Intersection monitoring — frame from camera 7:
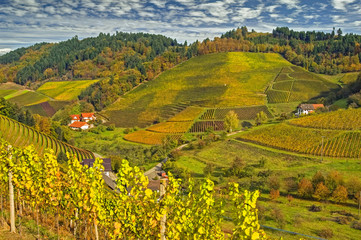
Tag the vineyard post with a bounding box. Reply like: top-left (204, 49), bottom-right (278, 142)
top-left (8, 145), bottom-right (16, 233)
top-left (160, 178), bottom-right (167, 240)
top-left (321, 136), bottom-right (325, 162)
top-left (358, 191), bottom-right (361, 219)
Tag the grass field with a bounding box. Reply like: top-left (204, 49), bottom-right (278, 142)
top-left (170, 139), bottom-right (361, 239)
top-left (104, 52), bottom-right (292, 127)
top-left (267, 66), bottom-right (339, 104)
top-left (316, 72), bottom-right (360, 85)
top-left (0, 114), bottom-right (93, 160)
top-left (36, 80), bottom-right (99, 100)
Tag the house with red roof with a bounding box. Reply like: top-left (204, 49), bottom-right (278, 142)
top-left (69, 121), bottom-right (89, 130)
top-left (70, 114), bottom-right (81, 124)
top-left (81, 113), bottom-right (96, 122)
top-left (296, 104), bottom-right (324, 116)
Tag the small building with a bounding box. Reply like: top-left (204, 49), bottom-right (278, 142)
top-left (81, 158), bottom-right (112, 176)
top-left (81, 113), bottom-right (96, 122)
top-left (69, 121), bottom-right (89, 130)
top-left (296, 104), bottom-right (324, 115)
top-left (70, 114), bottom-right (81, 124)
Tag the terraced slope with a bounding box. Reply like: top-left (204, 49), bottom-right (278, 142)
top-left (124, 106), bottom-right (202, 145)
top-left (105, 52), bottom-right (291, 127)
top-left (266, 66), bottom-right (338, 103)
top-left (0, 114), bottom-right (94, 160)
top-left (238, 108), bottom-right (361, 158)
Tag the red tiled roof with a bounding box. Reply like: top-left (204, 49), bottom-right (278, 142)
top-left (81, 113), bottom-right (94, 118)
top-left (70, 114), bottom-right (80, 120)
top-left (312, 104), bottom-right (324, 109)
top-left (69, 121), bottom-right (88, 128)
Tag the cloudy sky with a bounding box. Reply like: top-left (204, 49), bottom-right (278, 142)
top-left (1, 0), bottom-right (361, 54)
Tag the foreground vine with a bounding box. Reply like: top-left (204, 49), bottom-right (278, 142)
top-left (0, 139), bottom-right (266, 239)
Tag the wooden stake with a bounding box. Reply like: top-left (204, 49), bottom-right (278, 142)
top-left (160, 179), bottom-right (167, 240)
top-left (8, 145), bottom-right (16, 233)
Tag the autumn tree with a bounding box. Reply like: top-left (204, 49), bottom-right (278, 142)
top-left (298, 178), bottom-right (314, 199)
top-left (224, 110), bottom-right (238, 132)
top-left (325, 171), bottom-right (344, 193)
top-left (312, 171), bottom-right (325, 188)
top-left (255, 111), bottom-right (268, 125)
top-left (332, 185), bottom-right (348, 203)
top-left (314, 182), bottom-right (330, 201)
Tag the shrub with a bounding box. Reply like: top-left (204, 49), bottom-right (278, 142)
top-left (268, 175), bottom-right (281, 190)
top-left (309, 205), bottom-right (322, 212)
top-left (272, 207), bottom-right (285, 228)
top-left (287, 194), bottom-right (294, 203)
top-left (106, 124), bottom-right (115, 131)
top-left (293, 214), bottom-right (303, 227)
top-left (298, 178), bottom-right (314, 199)
top-left (270, 189), bottom-right (280, 201)
top-left (311, 171), bottom-right (325, 188)
top-left (336, 216), bottom-right (352, 225)
top-left (318, 228), bottom-right (333, 239)
top-left (284, 177), bottom-right (298, 193)
top-left (326, 170), bottom-right (344, 192)
top-left (241, 121), bottom-right (253, 128)
top-left (351, 220), bottom-right (361, 230)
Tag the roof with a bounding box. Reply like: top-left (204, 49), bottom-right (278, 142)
top-left (147, 179), bottom-right (168, 191)
top-left (312, 104), bottom-right (324, 109)
top-left (69, 121), bottom-right (88, 128)
top-left (70, 114), bottom-right (80, 120)
top-left (82, 158), bottom-right (112, 172)
top-left (298, 104), bottom-right (324, 111)
top-left (81, 113), bottom-right (95, 118)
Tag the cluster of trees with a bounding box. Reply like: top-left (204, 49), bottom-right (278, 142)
top-left (222, 27), bottom-right (361, 74)
top-left (296, 171), bottom-right (361, 203)
top-left (0, 98), bottom-right (34, 126)
top-left (0, 140), bottom-right (267, 239)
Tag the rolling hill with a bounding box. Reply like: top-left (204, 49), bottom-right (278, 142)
top-left (104, 52), bottom-right (337, 128)
top-left (0, 114), bottom-right (94, 160)
top-left (104, 52), bottom-right (291, 127)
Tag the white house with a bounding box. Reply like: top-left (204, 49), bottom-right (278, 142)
top-left (81, 113), bottom-right (96, 122)
top-left (70, 114), bottom-right (81, 124)
top-left (296, 104), bottom-right (324, 116)
top-left (69, 121), bottom-right (89, 130)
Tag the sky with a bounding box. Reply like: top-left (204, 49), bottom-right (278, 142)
top-left (0, 0), bottom-right (361, 54)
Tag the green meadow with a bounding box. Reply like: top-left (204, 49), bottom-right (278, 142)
top-left (171, 138), bottom-right (361, 239)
